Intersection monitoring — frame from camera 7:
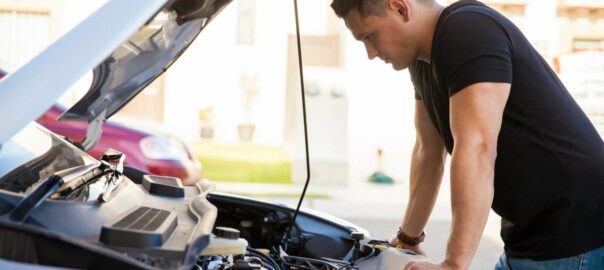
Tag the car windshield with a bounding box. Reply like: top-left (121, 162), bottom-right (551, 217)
top-left (0, 123), bottom-right (98, 195)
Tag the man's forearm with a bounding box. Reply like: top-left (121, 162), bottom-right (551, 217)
top-left (401, 144), bottom-right (446, 236)
top-left (444, 144), bottom-right (495, 269)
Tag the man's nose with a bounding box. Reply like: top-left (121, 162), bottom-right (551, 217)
top-left (364, 41), bottom-right (378, 60)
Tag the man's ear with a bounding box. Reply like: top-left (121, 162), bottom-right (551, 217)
top-left (389, 0), bottom-right (410, 21)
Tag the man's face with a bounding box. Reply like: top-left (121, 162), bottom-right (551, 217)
top-left (344, 7), bottom-right (418, 71)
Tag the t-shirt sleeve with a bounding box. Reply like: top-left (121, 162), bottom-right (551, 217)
top-left (436, 10), bottom-right (513, 97)
top-left (414, 88), bottom-right (422, 100)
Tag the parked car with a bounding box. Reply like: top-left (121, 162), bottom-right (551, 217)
top-left (0, 0), bottom-right (424, 269)
top-left (2, 67), bottom-right (201, 185)
top-left (36, 104), bottom-right (202, 185)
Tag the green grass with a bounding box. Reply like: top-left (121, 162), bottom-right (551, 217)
top-left (193, 142), bottom-right (292, 183)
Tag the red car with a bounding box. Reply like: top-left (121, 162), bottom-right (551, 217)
top-left (36, 104), bottom-right (201, 185)
top-left (0, 68), bottom-right (201, 185)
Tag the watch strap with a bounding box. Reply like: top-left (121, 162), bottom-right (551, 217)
top-left (396, 227), bottom-right (425, 246)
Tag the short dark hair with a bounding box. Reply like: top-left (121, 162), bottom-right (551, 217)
top-left (330, 0), bottom-right (388, 18)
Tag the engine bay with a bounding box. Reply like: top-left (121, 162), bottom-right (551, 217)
top-left (0, 125), bottom-right (428, 269)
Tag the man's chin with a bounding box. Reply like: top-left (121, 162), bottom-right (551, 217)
top-left (391, 62), bottom-right (406, 71)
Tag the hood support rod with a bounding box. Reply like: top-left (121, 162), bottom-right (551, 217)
top-left (282, 0), bottom-right (311, 247)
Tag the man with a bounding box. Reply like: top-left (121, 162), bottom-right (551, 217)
top-left (330, 0), bottom-right (604, 269)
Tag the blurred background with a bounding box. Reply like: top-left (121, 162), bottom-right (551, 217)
top-left (0, 0), bottom-right (603, 268)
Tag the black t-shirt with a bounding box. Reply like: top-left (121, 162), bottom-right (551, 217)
top-left (410, 0), bottom-right (604, 260)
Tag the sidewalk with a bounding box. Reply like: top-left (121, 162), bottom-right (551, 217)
top-left (213, 180), bottom-right (416, 219)
top-left (212, 180), bottom-right (504, 269)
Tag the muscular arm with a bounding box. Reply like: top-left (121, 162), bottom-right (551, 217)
top-left (400, 101), bottom-right (447, 240)
top-left (443, 82), bottom-right (510, 269)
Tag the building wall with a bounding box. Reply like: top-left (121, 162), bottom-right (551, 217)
top-left (0, 0), bottom-right (104, 70)
top-left (164, 0), bottom-right (291, 145)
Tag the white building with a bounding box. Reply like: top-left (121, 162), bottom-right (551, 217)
top-left (1, 0), bottom-right (602, 186)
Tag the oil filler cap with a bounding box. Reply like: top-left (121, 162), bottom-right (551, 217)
top-left (214, 227), bottom-right (240, 240)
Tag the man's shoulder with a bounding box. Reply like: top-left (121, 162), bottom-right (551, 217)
top-left (433, 0), bottom-right (514, 56)
top-left (431, 1), bottom-right (516, 95)
top-left (445, 0), bottom-right (496, 16)
top-left (440, 0), bottom-right (507, 29)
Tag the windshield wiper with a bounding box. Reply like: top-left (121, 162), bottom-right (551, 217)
top-left (6, 149), bottom-right (125, 222)
top-left (96, 149), bottom-right (125, 203)
top-left (7, 164), bottom-right (97, 222)
top-left (53, 148), bottom-right (126, 199)
top-left (8, 175), bottom-right (63, 222)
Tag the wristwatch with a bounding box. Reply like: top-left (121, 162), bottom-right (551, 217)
top-left (397, 227), bottom-right (425, 246)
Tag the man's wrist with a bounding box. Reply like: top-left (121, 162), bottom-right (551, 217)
top-left (396, 227), bottom-right (425, 246)
top-left (442, 257), bottom-right (468, 270)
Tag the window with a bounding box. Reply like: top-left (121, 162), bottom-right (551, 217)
top-left (573, 38), bottom-right (604, 51)
top-left (236, 0), bottom-right (256, 45)
top-left (0, 11), bottom-right (50, 70)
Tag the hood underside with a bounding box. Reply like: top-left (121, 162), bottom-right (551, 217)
top-left (62, 0), bottom-right (232, 122)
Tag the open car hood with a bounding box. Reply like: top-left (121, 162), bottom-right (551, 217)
top-left (0, 0), bottom-right (231, 144)
top-left (62, 0), bottom-right (231, 122)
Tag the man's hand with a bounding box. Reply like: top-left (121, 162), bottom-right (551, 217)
top-left (404, 261), bottom-right (456, 270)
top-left (388, 233), bottom-right (426, 256)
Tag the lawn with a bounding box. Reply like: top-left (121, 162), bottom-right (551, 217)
top-left (192, 142), bottom-right (292, 184)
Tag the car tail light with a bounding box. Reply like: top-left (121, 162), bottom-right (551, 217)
top-left (139, 136), bottom-right (190, 160)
